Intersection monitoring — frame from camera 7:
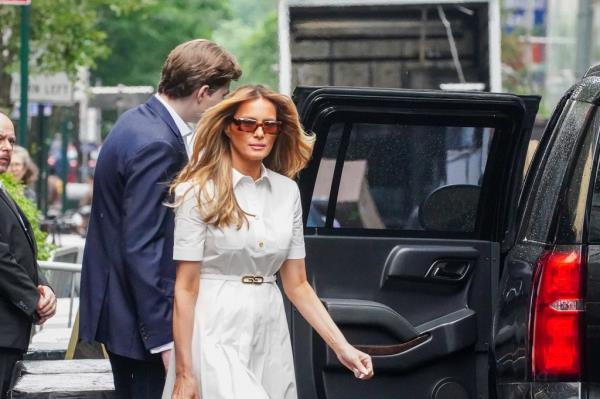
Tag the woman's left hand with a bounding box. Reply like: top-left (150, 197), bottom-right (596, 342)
top-left (336, 343), bottom-right (374, 380)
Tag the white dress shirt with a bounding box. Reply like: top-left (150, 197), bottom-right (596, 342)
top-left (154, 94), bottom-right (194, 157)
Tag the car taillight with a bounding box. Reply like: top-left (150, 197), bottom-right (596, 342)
top-left (531, 248), bottom-right (584, 380)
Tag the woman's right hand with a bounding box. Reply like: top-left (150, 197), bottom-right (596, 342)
top-left (172, 374), bottom-right (200, 399)
top-left (336, 343), bottom-right (374, 380)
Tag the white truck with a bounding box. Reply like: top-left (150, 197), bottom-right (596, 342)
top-left (278, 0), bottom-right (502, 95)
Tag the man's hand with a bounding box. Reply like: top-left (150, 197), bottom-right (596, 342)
top-left (35, 285), bottom-right (57, 325)
top-left (161, 349), bottom-right (171, 371)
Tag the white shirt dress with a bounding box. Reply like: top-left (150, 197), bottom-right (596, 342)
top-left (161, 165), bottom-right (305, 399)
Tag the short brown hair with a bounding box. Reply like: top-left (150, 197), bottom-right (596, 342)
top-left (158, 39), bottom-right (242, 98)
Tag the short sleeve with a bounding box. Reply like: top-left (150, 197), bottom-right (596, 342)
top-left (287, 185), bottom-right (306, 260)
top-left (173, 182), bottom-right (206, 261)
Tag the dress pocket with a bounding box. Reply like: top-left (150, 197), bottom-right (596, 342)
top-left (269, 217), bottom-right (293, 251)
top-left (209, 225), bottom-right (246, 251)
top-left (275, 228), bottom-right (293, 251)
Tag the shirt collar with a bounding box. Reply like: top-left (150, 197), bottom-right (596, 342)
top-left (232, 164), bottom-right (271, 188)
top-left (154, 94), bottom-right (192, 138)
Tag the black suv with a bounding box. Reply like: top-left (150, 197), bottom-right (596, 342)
top-left (289, 66), bottom-right (600, 398)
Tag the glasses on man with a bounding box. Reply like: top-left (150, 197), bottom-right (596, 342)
top-left (231, 117), bottom-right (282, 135)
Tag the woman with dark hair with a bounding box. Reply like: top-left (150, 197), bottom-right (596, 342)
top-left (163, 85), bottom-right (373, 399)
top-left (8, 145), bottom-right (38, 203)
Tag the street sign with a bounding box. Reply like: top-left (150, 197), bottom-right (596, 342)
top-left (0, 0), bottom-right (31, 5)
top-left (10, 73), bottom-right (75, 105)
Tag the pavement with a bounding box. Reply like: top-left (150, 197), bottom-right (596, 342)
top-left (47, 233), bottom-right (86, 253)
top-left (30, 234), bottom-right (85, 358)
top-left (40, 232), bottom-right (84, 332)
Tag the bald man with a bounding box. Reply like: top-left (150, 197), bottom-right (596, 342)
top-left (0, 113), bottom-right (56, 398)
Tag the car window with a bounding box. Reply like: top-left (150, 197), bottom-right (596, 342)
top-left (587, 144), bottom-right (600, 243)
top-left (521, 100), bottom-right (592, 243)
top-left (310, 123), bottom-right (342, 228)
top-left (590, 181), bottom-right (600, 243)
top-left (308, 120), bottom-right (494, 236)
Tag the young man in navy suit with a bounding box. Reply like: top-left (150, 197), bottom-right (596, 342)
top-left (80, 39), bottom-right (241, 398)
top-left (0, 113), bottom-right (56, 398)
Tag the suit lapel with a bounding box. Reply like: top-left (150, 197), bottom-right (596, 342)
top-left (145, 95), bottom-right (188, 160)
top-left (19, 206), bottom-right (37, 256)
top-left (0, 189), bottom-right (36, 253)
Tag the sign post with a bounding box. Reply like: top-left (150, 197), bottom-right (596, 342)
top-left (19, 4), bottom-right (29, 147)
top-left (10, 72), bottom-right (73, 213)
top-left (1, 0), bottom-right (32, 145)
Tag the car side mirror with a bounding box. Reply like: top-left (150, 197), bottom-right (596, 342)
top-left (419, 185), bottom-right (481, 232)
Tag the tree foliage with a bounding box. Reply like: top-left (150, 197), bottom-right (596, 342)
top-left (0, 172), bottom-right (54, 260)
top-left (92, 0), bottom-right (230, 87)
top-left (93, 0), bottom-right (279, 90)
top-left (237, 11), bottom-right (279, 90)
top-left (212, 0), bottom-right (279, 90)
top-left (0, 0), bottom-right (280, 112)
top-left (0, 0), bottom-right (149, 109)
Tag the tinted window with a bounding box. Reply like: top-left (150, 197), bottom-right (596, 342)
top-left (590, 176), bottom-right (600, 242)
top-left (522, 100), bottom-right (592, 243)
top-left (588, 180), bottom-right (600, 243)
top-left (309, 124), bottom-right (342, 228)
top-left (587, 117), bottom-right (600, 243)
top-left (308, 121), bottom-right (494, 234)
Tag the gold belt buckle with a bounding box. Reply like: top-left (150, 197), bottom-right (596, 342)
top-left (241, 275), bottom-right (264, 285)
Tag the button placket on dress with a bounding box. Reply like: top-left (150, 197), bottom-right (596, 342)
top-left (248, 180), bottom-right (267, 251)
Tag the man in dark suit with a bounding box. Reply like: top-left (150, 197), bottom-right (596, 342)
top-left (0, 113), bottom-right (56, 398)
top-left (80, 39), bottom-right (241, 398)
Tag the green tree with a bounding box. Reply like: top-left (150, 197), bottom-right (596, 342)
top-left (0, 0), bottom-right (149, 110)
top-left (211, 0), bottom-right (279, 89)
top-left (0, 172), bottom-right (54, 260)
top-left (92, 0), bottom-right (230, 87)
top-left (229, 0), bottom-right (275, 26)
top-left (91, 0), bottom-right (278, 90)
top-left (237, 11), bottom-right (278, 89)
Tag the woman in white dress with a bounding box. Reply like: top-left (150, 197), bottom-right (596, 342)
top-left (163, 85), bottom-right (374, 399)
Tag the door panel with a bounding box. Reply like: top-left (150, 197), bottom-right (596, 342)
top-left (293, 237), bottom-right (496, 398)
top-left (292, 87), bottom-right (539, 398)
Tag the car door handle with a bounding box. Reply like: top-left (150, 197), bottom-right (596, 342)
top-left (427, 260), bottom-right (471, 281)
top-left (380, 246), bottom-right (479, 287)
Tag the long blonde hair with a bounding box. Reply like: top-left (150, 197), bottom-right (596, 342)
top-left (170, 85), bottom-right (315, 229)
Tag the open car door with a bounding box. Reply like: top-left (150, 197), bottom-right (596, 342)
top-left (291, 87), bottom-right (539, 398)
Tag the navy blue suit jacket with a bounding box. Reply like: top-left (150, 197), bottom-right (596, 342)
top-left (80, 96), bottom-right (188, 360)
